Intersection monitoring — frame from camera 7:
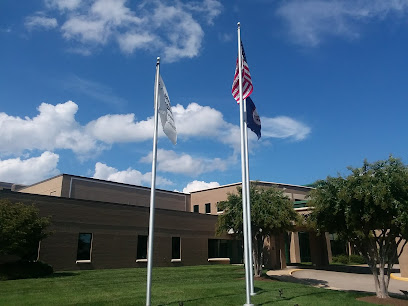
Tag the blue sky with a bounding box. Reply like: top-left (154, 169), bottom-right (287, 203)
top-left (1, 0), bottom-right (408, 193)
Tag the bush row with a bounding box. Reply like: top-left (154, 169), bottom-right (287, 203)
top-left (0, 261), bottom-right (53, 280)
top-left (332, 254), bottom-right (365, 265)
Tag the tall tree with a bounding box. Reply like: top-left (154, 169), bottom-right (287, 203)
top-left (309, 156), bottom-right (408, 298)
top-left (0, 199), bottom-right (51, 261)
top-left (216, 184), bottom-right (299, 276)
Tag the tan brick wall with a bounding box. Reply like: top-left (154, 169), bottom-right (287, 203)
top-left (0, 190), bottom-right (230, 271)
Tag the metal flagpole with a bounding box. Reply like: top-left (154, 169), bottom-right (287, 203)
top-left (237, 22), bottom-right (253, 306)
top-left (243, 98), bottom-right (255, 296)
top-left (146, 57), bottom-right (161, 306)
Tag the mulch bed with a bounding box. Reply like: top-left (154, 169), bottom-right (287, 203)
top-left (357, 296), bottom-right (408, 305)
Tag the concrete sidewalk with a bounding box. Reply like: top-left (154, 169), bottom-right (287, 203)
top-left (266, 265), bottom-right (408, 298)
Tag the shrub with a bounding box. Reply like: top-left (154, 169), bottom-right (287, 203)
top-left (349, 254), bottom-right (365, 264)
top-left (0, 261), bottom-right (53, 280)
top-left (332, 254), bottom-right (349, 264)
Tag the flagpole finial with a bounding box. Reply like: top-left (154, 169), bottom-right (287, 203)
top-left (237, 22), bottom-right (240, 28)
top-left (156, 57), bottom-right (160, 64)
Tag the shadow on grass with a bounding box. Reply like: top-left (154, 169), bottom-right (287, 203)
top-left (46, 272), bottom-right (79, 278)
top-left (268, 274), bottom-right (330, 288)
top-left (290, 264), bottom-right (399, 275)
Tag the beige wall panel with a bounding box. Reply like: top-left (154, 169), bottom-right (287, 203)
top-left (398, 240), bottom-right (408, 277)
top-left (18, 176), bottom-right (63, 197)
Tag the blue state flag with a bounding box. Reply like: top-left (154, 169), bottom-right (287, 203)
top-left (246, 97), bottom-right (261, 139)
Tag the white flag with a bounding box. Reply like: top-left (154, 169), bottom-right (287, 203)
top-left (157, 75), bottom-right (177, 145)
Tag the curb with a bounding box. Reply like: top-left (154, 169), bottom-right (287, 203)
top-left (289, 269), bottom-right (303, 275)
top-left (390, 273), bottom-right (408, 282)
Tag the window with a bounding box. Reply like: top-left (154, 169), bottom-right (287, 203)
top-left (172, 237), bottom-right (181, 260)
top-left (76, 233), bottom-right (92, 262)
top-left (193, 205), bottom-right (199, 213)
top-left (205, 203), bottom-right (211, 214)
top-left (137, 235), bottom-right (148, 260)
top-left (208, 239), bottom-right (230, 258)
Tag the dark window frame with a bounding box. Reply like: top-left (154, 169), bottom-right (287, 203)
top-left (137, 235), bottom-right (148, 260)
top-left (76, 233), bottom-right (93, 262)
top-left (172, 237), bottom-right (181, 260)
top-left (205, 203), bottom-right (211, 214)
top-left (193, 205), bottom-right (199, 213)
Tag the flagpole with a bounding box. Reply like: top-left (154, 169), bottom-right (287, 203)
top-left (146, 57), bottom-right (161, 306)
top-left (244, 98), bottom-right (255, 296)
top-left (237, 22), bottom-right (253, 306)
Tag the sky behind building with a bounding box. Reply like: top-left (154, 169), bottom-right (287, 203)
top-left (1, 0), bottom-right (408, 193)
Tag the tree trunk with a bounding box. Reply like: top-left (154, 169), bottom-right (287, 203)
top-left (252, 234), bottom-right (264, 277)
top-left (368, 262), bottom-right (390, 298)
top-left (377, 264), bottom-right (390, 298)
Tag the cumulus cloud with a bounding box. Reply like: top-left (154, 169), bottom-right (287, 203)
top-left (262, 116), bottom-right (311, 141)
top-left (25, 14), bottom-right (58, 30)
top-left (0, 152), bottom-right (59, 185)
top-left (140, 149), bottom-right (228, 176)
top-left (0, 101), bottom-right (99, 156)
top-left (31, 0), bottom-right (222, 62)
top-left (0, 99), bottom-right (311, 158)
top-left (277, 0), bottom-right (408, 46)
top-left (172, 103), bottom-right (225, 137)
top-left (93, 162), bottom-right (172, 186)
top-left (86, 113), bottom-right (153, 143)
top-left (182, 180), bottom-right (220, 193)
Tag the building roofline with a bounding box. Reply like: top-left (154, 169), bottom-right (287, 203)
top-left (0, 189), bottom-right (213, 218)
top-left (17, 174), bottom-right (64, 190)
top-left (188, 180), bottom-right (314, 193)
top-left (18, 173), bottom-right (188, 196)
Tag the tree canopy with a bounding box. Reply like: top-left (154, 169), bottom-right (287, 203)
top-left (0, 199), bottom-right (51, 261)
top-left (308, 156), bottom-right (408, 298)
top-left (216, 184), bottom-right (299, 276)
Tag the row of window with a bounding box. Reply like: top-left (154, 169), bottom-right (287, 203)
top-left (76, 234), bottom-right (229, 262)
top-left (193, 203), bottom-right (223, 214)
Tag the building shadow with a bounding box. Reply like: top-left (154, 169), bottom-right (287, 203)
top-left (289, 264), bottom-right (399, 275)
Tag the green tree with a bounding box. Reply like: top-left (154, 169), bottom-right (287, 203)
top-left (216, 184), bottom-right (299, 276)
top-left (0, 199), bottom-right (51, 261)
top-left (309, 156), bottom-right (408, 298)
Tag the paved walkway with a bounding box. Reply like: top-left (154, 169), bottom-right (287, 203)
top-left (267, 265), bottom-right (408, 298)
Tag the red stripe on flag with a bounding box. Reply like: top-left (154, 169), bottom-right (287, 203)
top-left (232, 43), bottom-right (253, 103)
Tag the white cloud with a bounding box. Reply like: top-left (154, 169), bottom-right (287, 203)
top-left (152, 3), bottom-right (204, 62)
top-left (0, 101), bottom-right (99, 156)
top-left (93, 162), bottom-right (172, 186)
top-left (86, 102), bottom-right (231, 145)
top-left (182, 180), bottom-right (220, 193)
top-left (262, 116), bottom-right (311, 141)
top-left (140, 149), bottom-right (228, 176)
top-left (0, 152), bottom-right (59, 185)
top-left (25, 15), bottom-right (58, 31)
top-left (35, 0), bottom-right (222, 61)
top-left (172, 103), bottom-right (225, 137)
top-left (186, 0), bottom-right (223, 25)
top-left (277, 0), bottom-right (408, 46)
top-left (0, 98), bottom-right (311, 160)
top-left (117, 32), bottom-right (155, 54)
top-left (45, 0), bottom-right (81, 11)
top-left (86, 114), bottom-right (153, 143)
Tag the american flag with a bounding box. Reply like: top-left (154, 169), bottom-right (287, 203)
top-left (232, 41), bottom-right (253, 103)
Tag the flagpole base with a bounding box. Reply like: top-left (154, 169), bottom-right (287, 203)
top-left (244, 304), bottom-right (254, 306)
top-left (250, 292), bottom-right (257, 296)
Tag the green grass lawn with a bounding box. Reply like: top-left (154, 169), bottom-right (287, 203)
top-left (0, 265), bottom-right (370, 305)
